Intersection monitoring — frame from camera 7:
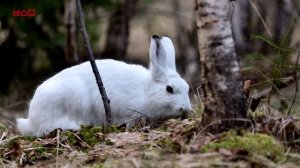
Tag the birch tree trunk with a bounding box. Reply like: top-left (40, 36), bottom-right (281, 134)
top-left (65, 0), bottom-right (79, 64)
top-left (196, 0), bottom-right (246, 130)
top-left (101, 0), bottom-right (138, 60)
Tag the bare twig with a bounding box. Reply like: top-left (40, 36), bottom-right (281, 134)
top-left (249, 0), bottom-right (272, 37)
top-left (287, 71), bottom-right (298, 115)
top-left (0, 159), bottom-right (6, 168)
top-left (267, 88), bottom-right (272, 113)
top-left (69, 131), bottom-right (91, 148)
top-left (22, 147), bottom-right (48, 152)
top-left (202, 118), bottom-right (254, 135)
top-left (189, 117), bottom-right (254, 150)
top-left (191, 118), bottom-right (254, 146)
top-left (55, 129), bottom-right (60, 168)
top-left (127, 109), bottom-right (159, 122)
top-left (0, 132), bottom-right (7, 144)
top-left (185, 67), bottom-right (202, 106)
top-left (287, 46), bottom-right (300, 115)
top-left (19, 152), bottom-right (25, 166)
top-left (76, 0), bottom-right (112, 124)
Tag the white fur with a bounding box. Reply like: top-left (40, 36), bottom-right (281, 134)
top-left (17, 36), bottom-right (192, 136)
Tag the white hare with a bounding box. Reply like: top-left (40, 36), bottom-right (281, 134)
top-left (17, 35), bottom-right (192, 136)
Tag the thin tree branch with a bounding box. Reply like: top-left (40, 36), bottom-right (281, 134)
top-left (287, 46), bottom-right (300, 115)
top-left (55, 129), bottom-right (60, 168)
top-left (248, 0), bottom-right (272, 37)
top-left (76, 0), bottom-right (112, 124)
top-left (287, 71), bottom-right (299, 115)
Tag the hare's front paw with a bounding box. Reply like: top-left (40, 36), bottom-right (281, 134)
top-left (125, 116), bottom-right (148, 129)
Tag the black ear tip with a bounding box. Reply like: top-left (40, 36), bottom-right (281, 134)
top-left (152, 35), bottom-right (160, 39)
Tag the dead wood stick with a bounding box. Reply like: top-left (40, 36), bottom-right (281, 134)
top-left (76, 0), bottom-right (112, 124)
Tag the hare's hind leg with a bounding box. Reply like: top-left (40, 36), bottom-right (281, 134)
top-left (54, 116), bottom-right (81, 130)
top-left (36, 116), bottom-right (81, 136)
top-left (17, 116), bottom-right (80, 137)
top-left (17, 118), bottom-right (35, 136)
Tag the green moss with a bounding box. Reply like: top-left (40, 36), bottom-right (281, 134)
top-left (3, 136), bottom-right (35, 149)
top-left (62, 130), bottom-right (78, 146)
top-left (60, 125), bottom-right (123, 148)
top-left (94, 163), bottom-right (104, 168)
top-left (203, 131), bottom-right (285, 161)
top-left (28, 148), bottom-right (59, 161)
top-left (159, 137), bottom-right (181, 154)
top-left (79, 125), bottom-right (125, 146)
top-left (248, 109), bottom-right (266, 119)
top-left (105, 125), bottom-right (124, 133)
top-left (79, 126), bottom-right (103, 146)
top-left (3, 137), bottom-right (19, 149)
top-left (0, 136), bottom-right (60, 163)
top-left (105, 139), bottom-right (114, 146)
top-left (26, 142), bottom-right (61, 161)
top-left (34, 146), bottom-right (46, 155)
top-left (23, 136), bottom-right (36, 141)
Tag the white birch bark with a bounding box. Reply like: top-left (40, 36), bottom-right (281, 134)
top-left (196, 0), bottom-right (246, 127)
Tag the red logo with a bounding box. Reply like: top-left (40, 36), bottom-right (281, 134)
top-left (13, 9), bottom-right (36, 17)
top-left (28, 9), bottom-right (35, 16)
top-left (13, 10), bottom-right (20, 16)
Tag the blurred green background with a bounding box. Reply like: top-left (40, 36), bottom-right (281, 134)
top-left (0, 0), bottom-right (300, 118)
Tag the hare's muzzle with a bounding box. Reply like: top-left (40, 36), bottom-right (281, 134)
top-left (180, 107), bottom-right (191, 120)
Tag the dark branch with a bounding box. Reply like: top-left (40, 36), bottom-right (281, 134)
top-left (76, 0), bottom-right (112, 124)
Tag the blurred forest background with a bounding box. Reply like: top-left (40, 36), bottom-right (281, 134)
top-left (1, 0), bottom-right (300, 120)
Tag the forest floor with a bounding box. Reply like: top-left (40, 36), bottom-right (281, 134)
top-left (1, 107), bottom-right (300, 168)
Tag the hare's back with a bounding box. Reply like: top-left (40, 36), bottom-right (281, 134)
top-left (39, 59), bottom-right (150, 99)
top-left (49, 59), bottom-right (149, 82)
top-left (96, 59), bottom-right (150, 81)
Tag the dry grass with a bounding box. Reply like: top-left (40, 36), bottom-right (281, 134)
top-left (1, 112), bottom-right (300, 167)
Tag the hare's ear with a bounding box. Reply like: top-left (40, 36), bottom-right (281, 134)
top-left (149, 35), bottom-right (176, 80)
top-left (161, 36), bottom-right (176, 70)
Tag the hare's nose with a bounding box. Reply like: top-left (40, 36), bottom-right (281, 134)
top-left (181, 109), bottom-right (189, 113)
top-left (180, 106), bottom-right (192, 113)
top-left (180, 106), bottom-right (192, 119)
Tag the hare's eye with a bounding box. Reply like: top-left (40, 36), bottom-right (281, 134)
top-left (166, 85), bottom-right (174, 94)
